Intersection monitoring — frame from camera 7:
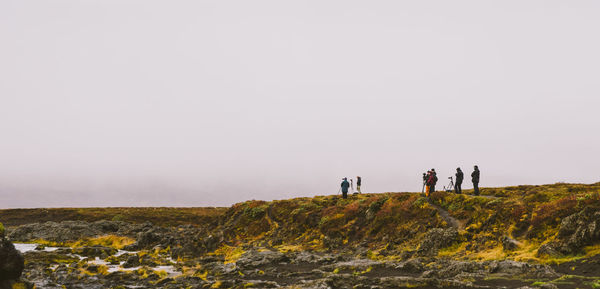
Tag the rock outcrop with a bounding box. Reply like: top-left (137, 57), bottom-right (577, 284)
top-left (416, 228), bottom-right (458, 256)
top-left (0, 236), bottom-right (25, 289)
top-left (538, 208), bottom-right (600, 256)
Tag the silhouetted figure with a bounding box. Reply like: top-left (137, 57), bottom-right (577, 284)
top-left (427, 169), bottom-right (438, 195)
top-left (471, 165), bottom-right (480, 195)
top-left (356, 176), bottom-right (362, 193)
top-left (341, 178), bottom-right (350, 199)
top-left (455, 168), bottom-right (463, 194)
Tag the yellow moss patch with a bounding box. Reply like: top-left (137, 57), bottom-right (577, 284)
top-left (438, 242), bottom-right (468, 258)
top-left (472, 246), bottom-right (504, 261)
top-left (193, 270), bottom-right (208, 281)
top-left (73, 235), bottom-right (136, 249)
top-left (11, 283), bottom-right (27, 289)
top-left (276, 244), bottom-right (303, 253)
top-left (213, 245), bottom-right (245, 264)
top-left (584, 244), bottom-right (600, 257)
top-left (30, 235), bottom-right (135, 250)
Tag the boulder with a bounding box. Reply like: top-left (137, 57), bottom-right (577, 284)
top-left (0, 237), bottom-right (24, 283)
top-left (538, 208), bottom-right (600, 256)
top-left (416, 228), bottom-right (458, 256)
top-left (236, 249), bottom-right (288, 268)
top-left (122, 255), bottom-right (140, 268)
top-left (72, 246), bottom-right (117, 258)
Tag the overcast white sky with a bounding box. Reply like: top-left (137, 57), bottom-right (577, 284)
top-left (1, 0), bottom-right (599, 208)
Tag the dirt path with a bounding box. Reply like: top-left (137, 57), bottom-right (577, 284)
top-left (427, 199), bottom-right (461, 230)
top-left (425, 193), bottom-right (500, 230)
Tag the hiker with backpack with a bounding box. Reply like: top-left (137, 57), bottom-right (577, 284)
top-left (356, 176), bottom-right (362, 193)
top-left (340, 178), bottom-right (350, 199)
top-left (455, 167), bottom-right (463, 194)
top-left (472, 165), bottom-right (480, 195)
top-left (426, 169), bottom-right (438, 196)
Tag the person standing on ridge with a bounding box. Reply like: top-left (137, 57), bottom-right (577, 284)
top-left (455, 167), bottom-right (463, 194)
top-left (356, 176), bottom-right (362, 193)
top-left (427, 169), bottom-right (438, 195)
top-left (471, 165), bottom-right (480, 195)
top-left (350, 179), bottom-right (354, 193)
top-left (340, 178), bottom-right (350, 199)
top-left (423, 171), bottom-right (430, 194)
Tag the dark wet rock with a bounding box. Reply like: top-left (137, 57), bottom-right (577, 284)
top-left (323, 258), bottom-right (382, 273)
top-left (139, 254), bottom-right (158, 267)
top-left (416, 228), bottom-right (458, 256)
top-left (0, 238), bottom-right (24, 281)
top-left (395, 258), bottom-right (425, 273)
top-left (122, 255), bottom-right (140, 268)
top-left (155, 277), bottom-right (174, 286)
top-left (72, 246), bottom-right (117, 258)
top-left (135, 227), bottom-right (169, 248)
top-left (236, 249), bottom-right (288, 268)
top-left (488, 260), bottom-right (558, 278)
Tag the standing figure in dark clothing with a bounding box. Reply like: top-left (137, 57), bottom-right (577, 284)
top-left (422, 172), bottom-right (428, 194)
top-left (455, 167), bottom-right (463, 194)
top-left (356, 176), bottom-right (362, 193)
top-left (341, 178), bottom-right (350, 199)
top-left (471, 166), bottom-right (480, 195)
top-left (427, 169), bottom-right (438, 195)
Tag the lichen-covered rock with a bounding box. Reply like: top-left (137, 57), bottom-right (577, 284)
top-left (538, 208), bottom-right (600, 256)
top-left (416, 228), bottom-right (458, 256)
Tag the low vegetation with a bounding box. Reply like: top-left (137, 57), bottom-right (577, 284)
top-left (2, 182), bottom-right (600, 265)
top-left (0, 207), bottom-right (226, 227)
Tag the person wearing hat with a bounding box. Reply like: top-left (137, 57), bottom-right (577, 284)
top-left (472, 166), bottom-right (480, 195)
top-left (455, 167), bottom-right (463, 194)
top-left (340, 178), bottom-right (350, 199)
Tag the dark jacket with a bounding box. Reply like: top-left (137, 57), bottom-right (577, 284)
top-left (341, 180), bottom-right (350, 193)
top-left (471, 169), bottom-right (480, 183)
top-left (456, 170), bottom-right (464, 183)
top-left (356, 177), bottom-right (361, 186)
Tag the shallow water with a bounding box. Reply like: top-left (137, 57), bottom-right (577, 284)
top-left (14, 243), bottom-right (61, 253)
top-left (15, 242), bottom-right (182, 277)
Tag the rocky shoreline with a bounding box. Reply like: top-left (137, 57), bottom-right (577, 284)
top-left (1, 183), bottom-right (600, 288)
top-left (1, 219), bottom-right (597, 289)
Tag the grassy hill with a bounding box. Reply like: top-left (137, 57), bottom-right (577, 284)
top-left (2, 182), bottom-right (600, 264)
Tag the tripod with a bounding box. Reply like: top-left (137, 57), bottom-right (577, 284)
top-left (443, 177), bottom-right (455, 192)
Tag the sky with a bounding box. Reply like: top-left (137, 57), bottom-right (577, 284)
top-left (1, 0), bottom-right (599, 208)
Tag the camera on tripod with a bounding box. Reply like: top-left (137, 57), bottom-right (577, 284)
top-left (444, 176), bottom-right (454, 192)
